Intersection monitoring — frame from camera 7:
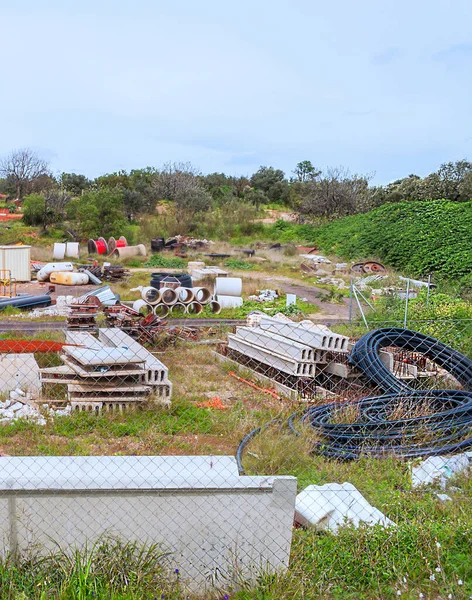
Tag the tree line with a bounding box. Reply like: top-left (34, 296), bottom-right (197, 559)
top-left (1, 148), bottom-right (471, 237)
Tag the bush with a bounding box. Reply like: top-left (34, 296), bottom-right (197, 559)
top-left (144, 254), bottom-right (187, 269)
top-left (22, 193), bottom-right (45, 226)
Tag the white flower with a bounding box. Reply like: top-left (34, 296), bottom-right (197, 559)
top-left (419, 594), bottom-right (424, 599)
top-left (448, 595), bottom-right (453, 599)
top-left (458, 579), bottom-right (463, 585)
top-left (430, 574), bottom-right (436, 581)
top-left (436, 541), bottom-right (441, 548)
top-left (403, 577), bottom-right (407, 583)
top-left (435, 567), bottom-right (441, 572)
top-left (396, 592), bottom-right (401, 597)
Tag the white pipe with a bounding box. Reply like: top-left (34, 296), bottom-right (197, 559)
top-left (50, 272), bottom-right (89, 286)
top-left (170, 302), bottom-right (186, 314)
top-left (53, 243), bottom-right (66, 260)
top-left (160, 288), bottom-right (179, 306)
top-left (214, 277), bottom-right (242, 297)
top-left (209, 300), bottom-right (221, 314)
top-left (141, 286), bottom-right (161, 305)
top-left (192, 287), bottom-right (212, 304)
top-left (175, 287), bottom-right (195, 304)
top-left (133, 299), bottom-right (153, 315)
top-left (186, 302), bottom-right (203, 315)
top-left (216, 295), bottom-right (243, 309)
top-left (65, 242), bottom-right (79, 258)
top-left (153, 303), bottom-right (169, 317)
top-left (37, 262), bottom-right (74, 282)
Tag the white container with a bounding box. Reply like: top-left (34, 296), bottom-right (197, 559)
top-left (286, 294), bottom-right (296, 307)
top-left (192, 287), bottom-right (212, 304)
top-left (132, 299), bottom-right (153, 315)
top-left (141, 286), bottom-right (161, 305)
top-left (176, 287), bottom-right (195, 304)
top-left (160, 288), bottom-right (178, 305)
top-left (37, 262), bottom-right (74, 282)
top-left (65, 242), bottom-right (79, 258)
top-left (53, 243), bottom-right (66, 260)
top-left (215, 277), bottom-right (242, 297)
top-left (50, 272), bottom-right (89, 286)
top-left (216, 295), bottom-right (243, 309)
top-left (0, 245), bottom-right (32, 282)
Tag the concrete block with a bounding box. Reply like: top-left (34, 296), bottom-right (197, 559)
top-left (259, 317), bottom-right (349, 352)
top-left (0, 353), bottom-right (40, 396)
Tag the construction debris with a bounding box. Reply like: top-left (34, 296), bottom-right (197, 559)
top-left (248, 289), bottom-right (278, 303)
top-left (67, 302), bottom-right (98, 331)
top-left (351, 261), bottom-right (386, 274)
top-left (102, 264), bottom-right (130, 283)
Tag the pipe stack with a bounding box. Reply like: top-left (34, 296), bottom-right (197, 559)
top-left (132, 285), bottom-right (217, 316)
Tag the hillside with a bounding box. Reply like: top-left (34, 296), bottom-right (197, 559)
top-left (273, 199), bottom-right (472, 281)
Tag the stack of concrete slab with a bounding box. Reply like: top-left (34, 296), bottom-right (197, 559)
top-left (227, 315), bottom-right (350, 379)
top-left (40, 330), bottom-right (171, 412)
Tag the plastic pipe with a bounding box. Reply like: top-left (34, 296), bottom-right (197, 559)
top-left (216, 295), bottom-right (243, 309)
top-left (186, 302), bottom-right (203, 315)
top-left (215, 277), bottom-right (242, 297)
top-left (65, 242), bottom-right (79, 258)
top-left (37, 262), bottom-right (74, 282)
top-left (53, 243), bottom-right (66, 260)
top-left (175, 287), bottom-right (195, 304)
top-left (141, 286), bottom-right (161, 305)
top-left (132, 299), bottom-right (153, 315)
top-left (160, 288), bottom-right (178, 305)
top-left (192, 287), bottom-right (212, 304)
top-left (153, 303), bottom-right (169, 317)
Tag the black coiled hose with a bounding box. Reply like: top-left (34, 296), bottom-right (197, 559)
top-left (236, 328), bottom-right (472, 471)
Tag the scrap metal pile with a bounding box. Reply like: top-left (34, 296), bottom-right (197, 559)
top-left (235, 325), bottom-right (472, 466)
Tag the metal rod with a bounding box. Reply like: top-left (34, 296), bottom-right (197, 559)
top-left (403, 279), bottom-right (410, 328)
top-left (426, 274), bottom-right (431, 308)
top-left (353, 287), bottom-right (369, 330)
top-left (349, 277), bottom-right (353, 323)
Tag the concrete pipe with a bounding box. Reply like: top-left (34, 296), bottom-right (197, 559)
top-left (37, 262), bottom-right (74, 282)
top-left (141, 286), bottom-right (162, 305)
top-left (153, 303), bottom-right (169, 317)
top-left (209, 300), bottom-right (222, 314)
top-left (53, 243), bottom-right (66, 260)
top-left (186, 301), bottom-right (203, 315)
top-left (214, 277), bottom-right (242, 297)
top-left (65, 242), bottom-right (79, 258)
top-left (176, 286), bottom-right (195, 304)
top-left (170, 302), bottom-right (186, 315)
top-left (216, 295), bottom-right (243, 309)
top-left (133, 299), bottom-right (153, 315)
top-left (50, 272), bottom-right (89, 286)
top-left (111, 244), bottom-right (147, 258)
top-left (192, 287), bottom-right (212, 304)
top-left (160, 287), bottom-right (179, 305)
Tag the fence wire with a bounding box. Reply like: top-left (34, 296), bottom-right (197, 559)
top-left (0, 318), bottom-right (470, 597)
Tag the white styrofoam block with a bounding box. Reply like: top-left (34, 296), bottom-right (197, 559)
top-left (295, 483), bottom-right (395, 531)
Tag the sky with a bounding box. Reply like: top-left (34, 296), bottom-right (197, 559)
top-left (1, 0), bottom-right (471, 184)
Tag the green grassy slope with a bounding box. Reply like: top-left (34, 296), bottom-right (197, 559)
top-left (272, 200), bottom-right (472, 280)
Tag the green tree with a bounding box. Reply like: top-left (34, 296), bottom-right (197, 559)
top-left (77, 189), bottom-right (127, 238)
top-left (22, 193), bottom-right (46, 226)
top-left (293, 160), bottom-right (320, 182)
top-left (61, 173), bottom-right (90, 196)
top-left (250, 166), bottom-right (289, 204)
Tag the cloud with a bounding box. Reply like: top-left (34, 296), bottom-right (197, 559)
top-left (371, 47), bottom-right (402, 66)
top-left (433, 43), bottom-right (472, 61)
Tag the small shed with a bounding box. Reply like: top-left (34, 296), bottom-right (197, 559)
top-left (0, 245), bottom-right (31, 281)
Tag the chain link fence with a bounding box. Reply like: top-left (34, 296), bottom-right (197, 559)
top-left (0, 317), bottom-right (470, 597)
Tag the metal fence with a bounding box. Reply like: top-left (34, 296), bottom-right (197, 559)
top-left (0, 317), bottom-right (471, 597)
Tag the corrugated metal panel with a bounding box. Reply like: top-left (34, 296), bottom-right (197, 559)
top-left (0, 246), bottom-right (31, 281)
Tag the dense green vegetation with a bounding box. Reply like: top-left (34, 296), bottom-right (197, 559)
top-left (272, 199), bottom-right (472, 282)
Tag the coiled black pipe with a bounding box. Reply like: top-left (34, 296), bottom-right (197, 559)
top-left (349, 327), bottom-right (472, 394)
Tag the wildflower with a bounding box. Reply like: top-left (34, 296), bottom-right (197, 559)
top-left (448, 594), bottom-right (453, 599)
top-left (222, 596), bottom-right (230, 600)
top-left (419, 594), bottom-right (424, 599)
top-left (397, 592), bottom-right (401, 596)
top-left (436, 541), bottom-right (441, 548)
top-left (435, 567), bottom-right (441, 572)
top-left (174, 568), bottom-right (179, 574)
top-left (430, 574), bottom-right (436, 581)
top-left (459, 580), bottom-right (463, 585)
top-left (403, 577), bottom-right (407, 583)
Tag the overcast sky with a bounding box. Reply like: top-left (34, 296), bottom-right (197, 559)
top-left (1, 0), bottom-right (471, 183)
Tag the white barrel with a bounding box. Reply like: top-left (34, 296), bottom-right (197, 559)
top-left (50, 272), bottom-right (89, 286)
top-left (217, 295), bottom-right (243, 309)
top-left (186, 302), bottom-right (203, 315)
top-left (209, 300), bottom-right (221, 314)
top-left (53, 243), bottom-right (66, 260)
top-left (160, 288), bottom-right (178, 305)
top-left (193, 287), bottom-right (212, 304)
top-left (65, 242), bottom-right (79, 258)
top-left (215, 277), bottom-right (242, 297)
top-left (175, 287), bottom-right (195, 304)
top-left (37, 262), bottom-right (74, 282)
top-left (170, 302), bottom-right (186, 314)
top-left (141, 286), bottom-right (161, 305)
top-left (133, 299), bottom-right (153, 315)
top-left (153, 303), bottom-right (169, 317)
